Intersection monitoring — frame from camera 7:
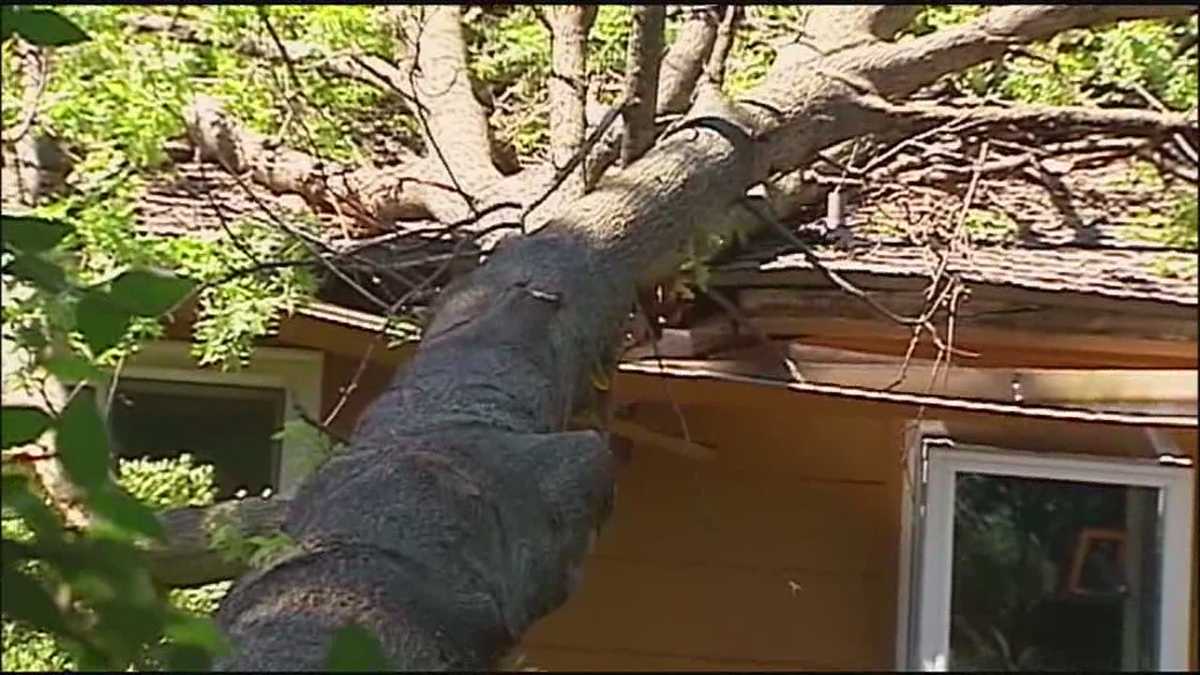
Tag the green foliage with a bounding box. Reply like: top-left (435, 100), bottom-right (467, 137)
top-left (116, 453), bottom-right (217, 511)
top-left (587, 6), bottom-right (633, 101)
top-left (209, 520), bottom-right (297, 571)
top-left (1, 407), bottom-right (52, 448)
top-left (155, 218), bottom-right (318, 369)
top-left (272, 417), bottom-right (343, 478)
top-left (2, 58), bottom-right (220, 668)
top-left (2, 6), bottom-right (367, 371)
top-left (903, 7), bottom-right (1198, 110)
top-left (725, 6), bottom-right (808, 96)
top-left (903, 5), bottom-right (987, 38)
top-left (325, 624), bottom-right (392, 672)
top-left (3, 454), bottom-right (228, 672)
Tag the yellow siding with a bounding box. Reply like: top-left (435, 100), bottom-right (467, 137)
top-left (521, 401), bottom-right (907, 670)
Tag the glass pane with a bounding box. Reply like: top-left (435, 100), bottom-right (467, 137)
top-left (108, 378), bottom-right (285, 499)
top-left (949, 473), bottom-right (1161, 671)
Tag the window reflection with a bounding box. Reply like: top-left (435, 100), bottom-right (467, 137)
top-left (950, 473), bottom-right (1160, 671)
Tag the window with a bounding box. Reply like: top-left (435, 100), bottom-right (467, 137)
top-left (902, 437), bottom-right (1194, 671)
top-left (103, 341), bottom-right (324, 497)
top-left (109, 378), bottom-right (285, 499)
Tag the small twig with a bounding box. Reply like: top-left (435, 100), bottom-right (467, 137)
top-left (295, 406), bottom-right (351, 447)
top-left (1132, 82), bottom-right (1199, 166)
top-left (633, 295), bottom-right (693, 447)
top-left (322, 340), bottom-right (377, 429)
top-left (738, 197), bottom-right (920, 327)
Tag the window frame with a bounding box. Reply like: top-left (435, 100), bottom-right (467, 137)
top-left (112, 340), bottom-right (324, 496)
top-left (901, 434), bottom-right (1195, 671)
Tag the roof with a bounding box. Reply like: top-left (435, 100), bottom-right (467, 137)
top-left (718, 242), bottom-right (1198, 306)
top-left (6, 129), bottom-right (1195, 310)
top-left (715, 130), bottom-right (1198, 308)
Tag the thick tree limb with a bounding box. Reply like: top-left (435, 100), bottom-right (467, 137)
top-left (699, 6), bottom-right (741, 92)
top-left (657, 6), bottom-right (723, 114)
top-left (585, 6), bottom-right (723, 187)
top-left (184, 96), bottom-right (431, 228)
top-left (860, 5), bottom-right (1198, 99)
top-left (539, 7), bottom-right (597, 199)
top-left (387, 7), bottom-right (502, 221)
top-left (620, 6), bottom-right (666, 166)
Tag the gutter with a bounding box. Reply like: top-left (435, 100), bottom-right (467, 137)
top-left (617, 361), bottom-right (1199, 428)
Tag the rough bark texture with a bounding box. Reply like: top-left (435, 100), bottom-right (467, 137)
top-left (619, 6), bottom-right (666, 166)
top-left (182, 4), bottom-right (1197, 670)
top-left (540, 7), bottom-right (596, 198)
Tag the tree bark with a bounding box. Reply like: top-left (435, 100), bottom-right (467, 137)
top-left (206, 4), bottom-right (1197, 670)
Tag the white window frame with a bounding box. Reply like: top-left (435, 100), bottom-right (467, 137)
top-left (113, 340), bottom-right (324, 496)
top-left (900, 429), bottom-right (1195, 671)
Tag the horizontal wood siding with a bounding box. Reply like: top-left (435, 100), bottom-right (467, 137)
top-left (521, 403), bottom-right (906, 670)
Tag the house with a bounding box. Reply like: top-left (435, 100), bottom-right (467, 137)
top-left (7, 131), bottom-right (1196, 671)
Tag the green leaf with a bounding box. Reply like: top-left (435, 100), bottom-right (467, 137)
top-left (88, 486), bottom-right (165, 543)
top-left (163, 644), bottom-right (213, 672)
top-left (108, 269), bottom-right (196, 316)
top-left (165, 613), bottom-right (228, 655)
top-left (326, 624), bottom-right (391, 672)
top-left (4, 253), bottom-right (67, 291)
top-left (0, 567), bottom-right (70, 636)
top-left (0, 6), bottom-right (15, 42)
top-left (10, 8), bottom-right (89, 47)
top-left (1, 406), bottom-right (52, 448)
top-left (55, 389), bottom-right (110, 490)
top-left (0, 474), bottom-right (62, 542)
top-left (42, 353), bottom-right (105, 384)
top-left (0, 215), bottom-right (72, 253)
top-left (75, 292), bottom-right (132, 355)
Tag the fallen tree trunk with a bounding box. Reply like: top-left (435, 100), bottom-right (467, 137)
top-left (206, 4), bottom-right (1196, 670)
